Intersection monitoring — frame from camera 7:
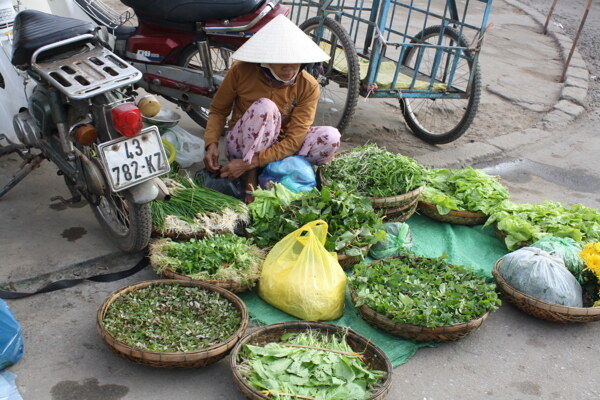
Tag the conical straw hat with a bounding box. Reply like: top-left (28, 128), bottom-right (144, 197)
top-left (231, 14), bottom-right (330, 64)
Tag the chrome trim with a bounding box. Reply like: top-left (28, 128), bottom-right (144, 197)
top-left (205, 0), bottom-right (278, 34)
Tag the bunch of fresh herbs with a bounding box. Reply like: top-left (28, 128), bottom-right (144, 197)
top-left (238, 329), bottom-right (386, 400)
top-left (421, 167), bottom-right (509, 215)
top-left (485, 200), bottom-right (600, 251)
top-left (150, 234), bottom-right (265, 285)
top-left (103, 283), bottom-right (242, 352)
top-left (349, 255), bottom-right (501, 327)
top-left (320, 144), bottom-right (427, 197)
top-left (247, 183), bottom-right (386, 257)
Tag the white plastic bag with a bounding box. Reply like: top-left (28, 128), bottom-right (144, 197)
top-left (162, 126), bottom-right (205, 168)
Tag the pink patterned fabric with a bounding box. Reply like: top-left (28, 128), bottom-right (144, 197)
top-left (225, 98), bottom-right (340, 166)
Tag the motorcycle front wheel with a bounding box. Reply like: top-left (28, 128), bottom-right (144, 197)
top-left (91, 190), bottom-right (151, 253)
top-left (177, 42), bottom-right (237, 128)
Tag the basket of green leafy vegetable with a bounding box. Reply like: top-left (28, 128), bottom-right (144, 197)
top-left (230, 321), bottom-right (392, 400)
top-left (417, 167), bottom-right (509, 225)
top-left (486, 200), bottom-right (600, 251)
top-left (149, 234), bottom-right (266, 292)
top-left (247, 183), bottom-right (386, 268)
top-left (349, 255), bottom-right (501, 342)
top-left (320, 144), bottom-right (426, 210)
top-left (97, 280), bottom-right (248, 368)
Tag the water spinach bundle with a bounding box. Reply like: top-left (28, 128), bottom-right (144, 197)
top-left (349, 255), bottom-right (501, 328)
top-left (320, 144), bottom-right (427, 197)
top-left (238, 330), bottom-right (387, 400)
top-left (102, 283), bottom-right (242, 352)
top-left (247, 183), bottom-right (386, 257)
top-left (421, 167), bottom-right (509, 215)
top-left (150, 234), bottom-right (265, 285)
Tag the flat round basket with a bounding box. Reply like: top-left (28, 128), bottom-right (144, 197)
top-left (349, 287), bottom-right (490, 342)
top-left (492, 259), bottom-right (600, 323)
top-left (97, 280), bottom-right (249, 368)
top-left (155, 267), bottom-right (255, 293)
top-left (337, 245), bottom-right (371, 270)
top-left (417, 201), bottom-right (488, 225)
top-left (376, 200), bottom-right (419, 223)
top-left (229, 321), bottom-right (392, 400)
top-left (494, 224), bottom-right (530, 249)
top-left (369, 185), bottom-right (424, 209)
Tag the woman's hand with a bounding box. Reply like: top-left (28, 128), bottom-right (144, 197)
top-left (204, 143), bottom-right (220, 172)
top-left (220, 157), bottom-right (258, 181)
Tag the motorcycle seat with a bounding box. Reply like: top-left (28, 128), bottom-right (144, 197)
top-left (121, 0), bottom-right (264, 24)
top-left (11, 10), bottom-right (96, 67)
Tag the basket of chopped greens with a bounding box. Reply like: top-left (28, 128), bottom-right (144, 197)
top-left (151, 173), bottom-right (249, 240)
top-left (493, 258), bottom-right (600, 323)
top-left (349, 255), bottom-right (501, 342)
top-left (246, 183), bottom-right (386, 269)
top-left (149, 234), bottom-right (266, 293)
top-left (417, 167), bottom-right (509, 225)
top-left (97, 280), bottom-right (248, 368)
top-left (230, 321), bottom-right (392, 400)
top-left (486, 201), bottom-right (600, 251)
top-left (320, 145), bottom-right (426, 219)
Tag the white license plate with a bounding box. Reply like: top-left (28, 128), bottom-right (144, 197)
top-left (98, 126), bottom-right (170, 192)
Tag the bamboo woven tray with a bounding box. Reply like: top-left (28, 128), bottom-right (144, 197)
top-left (376, 199), bottom-right (419, 223)
top-left (350, 287), bottom-right (490, 342)
top-left (493, 259), bottom-right (600, 323)
top-left (337, 245), bottom-right (371, 270)
top-left (97, 280), bottom-right (249, 368)
top-left (417, 201), bottom-right (488, 226)
top-left (154, 267), bottom-right (256, 293)
top-left (369, 185), bottom-right (424, 209)
top-left (494, 224), bottom-right (530, 249)
top-left (229, 321), bottom-right (392, 400)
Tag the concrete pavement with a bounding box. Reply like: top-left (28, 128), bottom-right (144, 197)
top-left (1, 1), bottom-right (598, 399)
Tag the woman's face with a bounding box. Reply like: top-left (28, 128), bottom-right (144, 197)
top-left (268, 63), bottom-right (301, 81)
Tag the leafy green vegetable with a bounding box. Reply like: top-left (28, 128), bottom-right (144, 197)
top-left (247, 183), bottom-right (386, 257)
top-left (321, 144), bottom-right (427, 197)
top-left (421, 167), bottom-right (509, 215)
top-left (103, 283), bottom-right (242, 352)
top-left (485, 200), bottom-right (600, 251)
top-left (150, 234), bottom-right (265, 285)
top-left (239, 330), bottom-right (386, 400)
top-left (349, 255), bottom-right (501, 327)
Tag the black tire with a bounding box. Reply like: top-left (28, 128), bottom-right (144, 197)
top-left (177, 42), bottom-right (237, 128)
top-left (91, 190), bottom-right (152, 253)
top-left (299, 17), bottom-right (360, 134)
top-left (399, 25), bottom-right (481, 144)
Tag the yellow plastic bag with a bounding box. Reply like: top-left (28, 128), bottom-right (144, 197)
top-left (258, 220), bottom-right (347, 321)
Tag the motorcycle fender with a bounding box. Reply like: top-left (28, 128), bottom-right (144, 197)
top-left (125, 177), bottom-right (161, 204)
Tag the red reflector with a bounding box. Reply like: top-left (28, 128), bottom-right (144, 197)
top-left (111, 103), bottom-right (143, 137)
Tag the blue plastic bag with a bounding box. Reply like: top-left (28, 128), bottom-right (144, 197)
top-left (0, 300), bottom-right (23, 370)
top-left (258, 155), bottom-right (316, 193)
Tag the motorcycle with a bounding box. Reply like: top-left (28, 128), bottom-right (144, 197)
top-left (0, 9), bottom-right (171, 253)
top-left (59, 0), bottom-right (289, 127)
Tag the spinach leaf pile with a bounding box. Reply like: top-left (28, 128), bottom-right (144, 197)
top-left (349, 255), bottom-right (501, 327)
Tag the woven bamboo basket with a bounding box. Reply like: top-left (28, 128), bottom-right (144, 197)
top-left (494, 224), bottom-right (530, 249)
top-left (369, 185), bottom-right (424, 209)
top-left (376, 199), bottom-right (419, 223)
top-left (154, 267), bottom-right (255, 293)
top-left (417, 201), bottom-right (488, 226)
top-left (97, 280), bottom-right (249, 368)
top-left (229, 321), bottom-right (392, 400)
top-left (337, 245), bottom-right (371, 270)
top-left (349, 287), bottom-right (490, 342)
top-left (492, 259), bottom-right (600, 323)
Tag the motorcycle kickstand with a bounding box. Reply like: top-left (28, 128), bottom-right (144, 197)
top-left (0, 153), bottom-right (45, 199)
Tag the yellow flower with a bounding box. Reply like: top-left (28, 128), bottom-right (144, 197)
top-left (581, 242), bottom-right (600, 280)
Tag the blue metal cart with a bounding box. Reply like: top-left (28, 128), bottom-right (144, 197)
top-left (284, 0), bottom-right (494, 143)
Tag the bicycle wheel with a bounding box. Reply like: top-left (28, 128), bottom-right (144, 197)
top-left (399, 25), bottom-right (481, 144)
top-left (299, 17), bottom-right (360, 134)
top-left (91, 190), bottom-right (152, 253)
top-left (177, 42), bottom-right (236, 128)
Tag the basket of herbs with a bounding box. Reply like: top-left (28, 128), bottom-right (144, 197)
top-left (97, 279), bottom-right (248, 368)
top-left (151, 173), bottom-right (249, 240)
top-left (319, 144), bottom-right (426, 220)
top-left (229, 321), bottom-right (392, 400)
top-left (246, 183), bottom-right (386, 269)
top-left (149, 234), bottom-right (266, 292)
top-left (349, 255), bottom-right (501, 342)
top-left (485, 200), bottom-right (600, 251)
top-left (417, 167), bottom-right (509, 225)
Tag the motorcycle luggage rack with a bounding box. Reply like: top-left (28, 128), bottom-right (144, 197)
top-left (31, 34), bottom-right (141, 100)
top-left (73, 0), bottom-right (135, 31)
